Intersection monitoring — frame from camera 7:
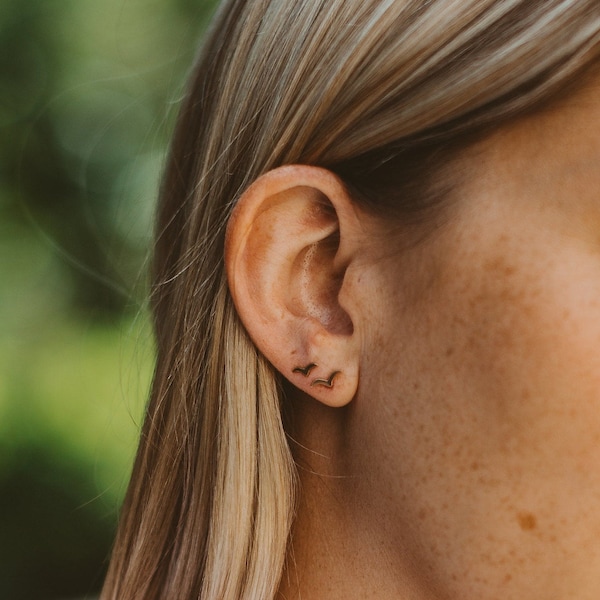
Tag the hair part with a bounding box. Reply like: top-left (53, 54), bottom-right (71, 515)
top-left (102, 1), bottom-right (600, 598)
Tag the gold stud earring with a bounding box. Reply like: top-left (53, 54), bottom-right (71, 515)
top-left (293, 363), bottom-right (317, 376)
top-left (311, 370), bottom-right (341, 389)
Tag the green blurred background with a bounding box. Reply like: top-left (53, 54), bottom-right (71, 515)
top-left (1, 1), bottom-right (216, 597)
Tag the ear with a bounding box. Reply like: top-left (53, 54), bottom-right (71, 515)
top-left (225, 165), bottom-right (362, 407)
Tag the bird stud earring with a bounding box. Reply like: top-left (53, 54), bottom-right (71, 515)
top-left (292, 363), bottom-right (317, 376)
top-left (293, 363), bottom-right (341, 389)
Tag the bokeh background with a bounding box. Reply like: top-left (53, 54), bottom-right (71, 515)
top-left (1, 1), bottom-right (216, 598)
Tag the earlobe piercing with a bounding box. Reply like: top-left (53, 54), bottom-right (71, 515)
top-left (311, 370), bottom-right (341, 389)
top-left (293, 363), bottom-right (317, 376)
top-left (293, 364), bottom-right (341, 389)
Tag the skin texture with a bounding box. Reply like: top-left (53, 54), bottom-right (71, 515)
top-left (337, 75), bottom-right (600, 599)
top-left (228, 74), bottom-right (600, 599)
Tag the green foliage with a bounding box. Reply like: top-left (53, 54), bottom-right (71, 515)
top-left (0, 311), bottom-right (153, 599)
top-left (1, 0), bottom-right (218, 597)
top-left (1, 0), bottom-right (215, 315)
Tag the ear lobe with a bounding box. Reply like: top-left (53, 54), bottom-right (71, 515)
top-left (225, 165), bottom-right (360, 407)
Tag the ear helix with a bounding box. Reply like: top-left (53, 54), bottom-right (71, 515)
top-left (293, 363), bottom-right (341, 389)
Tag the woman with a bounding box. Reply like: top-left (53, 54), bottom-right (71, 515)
top-left (102, 0), bottom-right (600, 598)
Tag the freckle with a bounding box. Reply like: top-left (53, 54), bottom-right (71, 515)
top-left (418, 508), bottom-right (428, 520)
top-left (504, 573), bottom-right (513, 583)
top-left (470, 461), bottom-right (480, 471)
top-left (445, 346), bottom-right (455, 357)
top-left (517, 512), bottom-right (537, 531)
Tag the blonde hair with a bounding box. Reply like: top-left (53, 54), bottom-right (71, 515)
top-left (101, 1), bottom-right (600, 598)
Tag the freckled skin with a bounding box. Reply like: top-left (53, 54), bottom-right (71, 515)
top-left (343, 76), bottom-right (600, 599)
top-left (278, 77), bottom-right (600, 600)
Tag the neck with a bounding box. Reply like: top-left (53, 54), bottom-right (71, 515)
top-left (277, 395), bottom-right (427, 599)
